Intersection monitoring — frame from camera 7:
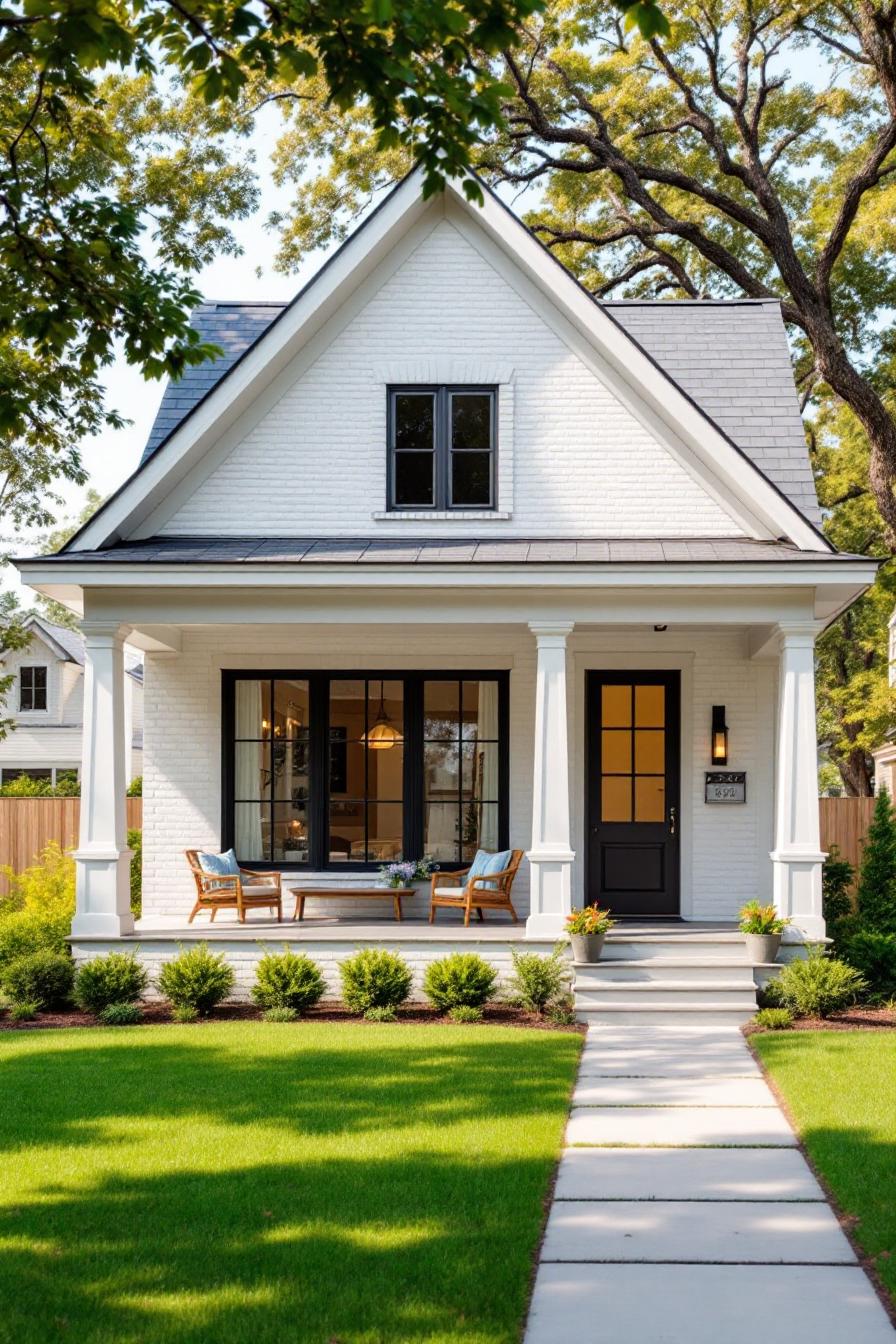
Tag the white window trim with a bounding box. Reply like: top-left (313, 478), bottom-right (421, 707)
top-left (19, 664), bottom-right (49, 713)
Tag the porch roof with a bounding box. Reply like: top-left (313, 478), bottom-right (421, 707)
top-left (22, 535), bottom-right (868, 567)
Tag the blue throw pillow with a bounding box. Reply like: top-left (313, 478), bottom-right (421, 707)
top-left (197, 848), bottom-right (240, 876)
top-left (467, 848), bottom-right (513, 890)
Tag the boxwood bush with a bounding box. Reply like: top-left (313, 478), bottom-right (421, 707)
top-left (423, 953), bottom-right (497, 1012)
top-left (775, 951), bottom-right (865, 1019)
top-left (252, 950), bottom-right (325, 1013)
top-left (74, 952), bottom-right (148, 1014)
top-left (157, 944), bottom-right (235, 1016)
top-left (507, 943), bottom-right (570, 1014)
top-left (2, 949), bottom-right (74, 1010)
top-left (339, 949), bottom-right (412, 1013)
top-left (841, 929), bottom-right (896, 1003)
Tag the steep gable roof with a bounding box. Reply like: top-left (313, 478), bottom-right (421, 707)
top-left (64, 167), bottom-right (828, 554)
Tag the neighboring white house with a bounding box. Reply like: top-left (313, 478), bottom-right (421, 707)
top-left (0, 615), bottom-right (143, 787)
top-left (872, 607), bottom-right (896, 794)
top-left (16, 168), bottom-right (877, 992)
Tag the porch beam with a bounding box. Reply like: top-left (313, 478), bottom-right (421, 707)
top-left (71, 621), bottom-right (135, 937)
top-left (770, 621), bottom-right (825, 941)
top-left (526, 621), bottom-right (575, 938)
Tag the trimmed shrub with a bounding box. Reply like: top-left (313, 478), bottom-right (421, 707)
top-left (157, 944), bottom-right (235, 1016)
top-left (423, 953), bottom-right (498, 1012)
top-left (74, 952), bottom-right (148, 1014)
top-left (172, 1004), bottom-right (199, 1023)
top-left (339, 949), bottom-right (413, 1013)
top-left (252, 950), bottom-right (325, 1013)
top-left (128, 828), bottom-right (142, 918)
top-left (507, 943), bottom-right (570, 1014)
top-left (2, 949), bottom-right (74, 1010)
top-left (776, 951), bottom-right (865, 1019)
top-left (448, 1004), bottom-right (483, 1023)
top-left (363, 1005), bottom-right (398, 1022)
top-left (9, 1000), bottom-right (38, 1022)
top-left (842, 929), bottom-right (896, 1003)
top-left (754, 1007), bottom-right (793, 1030)
top-left (99, 1001), bottom-right (143, 1026)
top-left (855, 789), bottom-right (896, 935)
top-left (262, 1006), bottom-right (298, 1023)
top-left (756, 978), bottom-right (785, 1009)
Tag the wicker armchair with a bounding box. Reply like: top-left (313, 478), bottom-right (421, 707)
top-left (429, 849), bottom-right (524, 926)
top-left (185, 850), bottom-right (283, 924)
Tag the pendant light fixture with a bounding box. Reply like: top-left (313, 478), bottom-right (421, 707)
top-left (364, 680), bottom-right (402, 750)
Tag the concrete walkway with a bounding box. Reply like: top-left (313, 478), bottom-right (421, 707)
top-left (525, 1024), bottom-right (895, 1344)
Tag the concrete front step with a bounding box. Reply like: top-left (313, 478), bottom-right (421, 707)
top-left (576, 1004), bottom-right (757, 1026)
top-left (574, 959), bottom-right (757, 987)
top-left (601, 934), bottom-right (750, 963)
top-left (575, 985), bottom-right (758, 1009)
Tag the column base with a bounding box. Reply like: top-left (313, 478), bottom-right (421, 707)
top-left (770, 848), bottom-right (826, 941)
top-left (525, 848), bottom-right (574, 941)
top-left (72, 847), bottom-right (135, 939)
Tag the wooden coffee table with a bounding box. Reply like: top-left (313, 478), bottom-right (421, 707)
top-left (290, 886), bottom-right (414, 922)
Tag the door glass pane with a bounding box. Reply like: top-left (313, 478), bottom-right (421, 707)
top-left (635, 684), bottom-right (665, 727)
top-left (451, 393), bottom-right (492, 450)
top-left (425, 741), bottom-right (459, 797)
top-left (635, 776), bottom-right (665, 822)
top-left (367, 805), bottom-right (403, 863)
top-left (601, 776), bottom-right (631, 822)
top-left (462, 679), bottom-right (499, 739)
top-left (462, 802), bottom-right (498, 858)
top-left (234, 803), bottom-right (267, 862)
top-left (463, 741), bottom-right (499, 799)
top-left (234, 742), bottom-right (269, 800)
top-left (272, 802), bottom-right (309, 862)
top-left (273, 679), bottom-right (310, 738)
top-left (424, 681), bottom-right (459, 739)
top-left (601, 684), bottom-right (631, 727)
top-left (451, 452), bottom-right (491, 506)
top-left (331, 802), bottom-right (363, 862)
top-left (425, 803), bottom-right (460, 862)
top-left (601, 730), bottom-right (631, 774)
top-left (395, 452), bottom-right (434, 506)
top-left (394, 393), bottom-right (434, 448)
top-left (235, 679), bottom-right (271, 739)
top-left (634, 730), bottom-right (664, 774)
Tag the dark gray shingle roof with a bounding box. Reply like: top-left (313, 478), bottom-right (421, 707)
top-left (21, 615), bottom-right (85, 663)
top-left (46, 536), bottom-right (858, 566)
top-left (140, 296), bottom-right (821, 527)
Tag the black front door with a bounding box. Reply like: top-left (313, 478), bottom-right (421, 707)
top-left (586, 671), bottom-right (680, 918)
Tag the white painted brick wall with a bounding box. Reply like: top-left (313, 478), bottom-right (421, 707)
top-left (141, 626), bottom-right (776, 926)
top-left (159, 221), bottom-right (742, 540)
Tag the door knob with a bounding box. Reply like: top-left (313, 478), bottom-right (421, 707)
top-left (669, 806), bottom-right (677, 835)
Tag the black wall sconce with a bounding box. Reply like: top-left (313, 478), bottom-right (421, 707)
top-left (711, 705), bottom-right (728, 765)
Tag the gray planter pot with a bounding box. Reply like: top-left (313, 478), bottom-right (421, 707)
top-left (745, 931), bottom-right (782, 964)
top-left (570, 931), bottom-right (607, 963)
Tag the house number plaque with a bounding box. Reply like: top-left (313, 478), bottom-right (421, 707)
top-left (704, 771), bottom-right (746, 803)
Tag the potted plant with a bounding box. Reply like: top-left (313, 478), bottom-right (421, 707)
top-left (566, 905), bottom-right (615, 962)
top-left (739, 901), bottom-right (789, 963)
top-left (378, 858), bottom-right (434, 889)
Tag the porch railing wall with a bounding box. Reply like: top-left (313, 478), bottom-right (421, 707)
top-left (0, 797), bottom-right (142, 896)
top-left (819, 795), bottom-right (876, 887)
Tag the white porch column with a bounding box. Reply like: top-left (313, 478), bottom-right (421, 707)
top-left (71, 622), bottom-right (134, 937)
top-left (526, 622), bottom-right (575, 938)
top-left (770, 622), bottom-right (825, 941)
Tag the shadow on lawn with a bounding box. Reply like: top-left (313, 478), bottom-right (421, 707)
top-left (0, 1029), bottom-right (578, 1343)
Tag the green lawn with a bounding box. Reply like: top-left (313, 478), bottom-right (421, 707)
top-left (754, 1030), bottom-right (896, 1304)
top-left (0, 1023), bottom-right (579, 1344)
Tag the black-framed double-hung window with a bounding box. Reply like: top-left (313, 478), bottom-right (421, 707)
top-left (222, 671), bottom-right (509, 869)
top-left (19, 666), bottom-right (47, 711)
top-left (388, 386), bottom-right (497, 510)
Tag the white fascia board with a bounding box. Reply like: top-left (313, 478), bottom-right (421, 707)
top-left (444, 179), bottom-right (827, 552)
top-left (70, 170), bottom-right (435, 551)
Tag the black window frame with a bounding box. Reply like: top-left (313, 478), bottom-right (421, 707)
top-left (221, 670), bottom-right (510, 871)
top-left (387, 385), bottom-right (498, 512)
top-left (19, 665), bottom-right (47, 712)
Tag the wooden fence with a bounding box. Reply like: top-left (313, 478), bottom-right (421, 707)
top-left (819, 795), bottom-right (877, 880)
top-left (0, 797), bottom-right (142, 895)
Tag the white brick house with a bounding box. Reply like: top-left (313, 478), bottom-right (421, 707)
top-left (0, 615), bottom-right (143, 787)
top-left (16, 169), bottom-right (876, 1009)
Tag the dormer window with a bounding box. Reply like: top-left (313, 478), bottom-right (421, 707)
top-left (388, 386), bottom-right (496, 510)
top-left (20, 666), bottom-right (47, 711)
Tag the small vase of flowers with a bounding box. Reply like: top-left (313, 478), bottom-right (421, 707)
top-left (566, 905), bottom-right (616, 963)
top-left (738, 901), bottom-right (789, 964)
top-left (378, 858), bottom-right (434, 889)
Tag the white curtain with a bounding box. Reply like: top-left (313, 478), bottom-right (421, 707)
top-left (235, 681), bottom-right (264, 860)
top-left (477, 681), bottom-right (499, 850)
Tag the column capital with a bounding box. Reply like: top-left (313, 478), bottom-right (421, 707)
top-left (772, 621), bottom-right (821, 648)
top-left (529, 621), bottom-right (574, 644)
top-left (79, 620), bottom-right (132, 646)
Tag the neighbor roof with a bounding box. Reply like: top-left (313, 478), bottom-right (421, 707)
top-left (19, 615), bottom-right (85, 664)
top-left (141, 295), bottom-right (821, 527)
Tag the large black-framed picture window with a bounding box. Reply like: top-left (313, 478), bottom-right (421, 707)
top-left (222, 671), bottom-right (509, 869)
top-left (388, 386), bottom-right (497, 510)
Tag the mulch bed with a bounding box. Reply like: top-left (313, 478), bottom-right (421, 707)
top-left (0, 1001), bottom-right (585, 1034)
top-left (745, 1005), bottom-right (896, 1034)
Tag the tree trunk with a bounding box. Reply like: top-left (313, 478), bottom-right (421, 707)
top-left (837, 745), bottom-right (874, 797)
